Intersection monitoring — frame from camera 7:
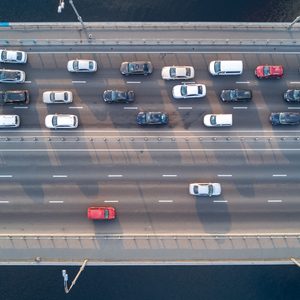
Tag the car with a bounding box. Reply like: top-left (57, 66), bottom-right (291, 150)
top-left (0, 69), bottom-right (25, 83)
top-left (120, 61), bottom-right (153, 76)
top-left (43, 91), bottom-right (73, 104)
top-left (161, 66), bottom-right (194, 80)
top-left (102, 89), bottom-right (135, 103)
top-left (189, 183), bottom-right (221, 196)
top-left (67, 59), bottom-right (97, 72)
top-left (209, 60), bottom-right (243, 76)
top-left (45, 114), bottom-right (78, 129)
top-left (255, 65), bottom-right (283, 79)
top-left (0, 115), bottom-right (20, 128)
top-left (283, 90), bottom-right (300, 103)
top-left (136, 111), bottom-right (169, 125)
top-left (87, 206), bottom-right (116, 220)
top-left (0, 49), bottom-right (27, 63)
top-left (220, 89), bottom-right (252, 102)
top-left (0, 90), bottom-right (29, 105)
top-left (172, 83), bottom-right (206, 99)
top-left (203, 114), bottom-right (233, 127)
top-left (270, 112), bottom-right (300, 125)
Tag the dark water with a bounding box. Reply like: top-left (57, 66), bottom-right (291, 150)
top-left (0, 265), bottom-right (299, 300)
top-left (1, 1), bottom-right (300, 299)
top-left (0, 0), bottom-right (300, 22)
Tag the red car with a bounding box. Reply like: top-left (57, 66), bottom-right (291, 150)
top-left (87, 206), bottom-right (116, 220)
top-left (255, 65), bottom-right (283, 79)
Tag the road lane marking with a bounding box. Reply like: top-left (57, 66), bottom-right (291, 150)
top-left (52, 175), bottom-right (68, 178)
top-left (124, 107), bottom-right (138, 110)
top-left (108, 174), bottom-right (123, 177)
top-left (290, 82), bottom-right (300, 84)
top-left (127, 81), bottom-right (141, 84)
top-left (0, 201), bottom-right (10, 203)
top-left (272, 174), bottom-right (287, 177)
top-left (104, 200), bottom-right (119, 203)
top-left (162, 174), bottom-right (177, 177)
top-left (213, 200), bottom-right (228, 203)
top-left (217, 174), bottom-right (232, 177)
top-left (268, 200), bottom-right (282, 203)
top-left (24, 81), bottom-right (31, 83)
top-left (13, 106), bottom-right (28, 109)
top-left (288, 107), bottom-right (300, 110)
top-left (49, 200), bottom-right (64, 203)
top-left (69, 106), bottom-right (83, 109)
top-left (178, 106), bottom-right (193, 110)
top-left (0, 175), bottom-right (13, 178)
top-left (236, 81), bottom-right (250, 84)
top-left (233, 106), bottom-right (248, 109)
top-left (72, 80), bottom-right (86, 83)
top-left (158, 200), bottom-right (174, 203)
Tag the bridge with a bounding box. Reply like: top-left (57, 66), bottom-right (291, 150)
top-left (0, 22), bottom-right (300, 266)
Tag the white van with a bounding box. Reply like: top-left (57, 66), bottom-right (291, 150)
top-left (0, 115), bottom-right (20, 128)
top-left (209, 60), bottom-right (243, 76)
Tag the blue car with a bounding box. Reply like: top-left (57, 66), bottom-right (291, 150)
top-left (136, 111), bottom-right (169, 125)
top-left (270, 112), bottom-right (300, 125)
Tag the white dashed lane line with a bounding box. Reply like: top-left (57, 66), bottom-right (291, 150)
top-left (236, 81), bottom-right (250, 84)
top-left (272, 174), bottom-right (287, 177)
top-left (49, 201), bottom-right (64, 204)
top-left (178, 107), bottom-right (193, 110)
top-left (162, 174), bottom-right (178, 177)
top-left (213, 200), bottom-right (228, 203)
top-left (108, 175), bottom-right (123, 178)
top-left (0, 201), bottom-right (10, 204)
top-left (124, 107), bottom-right (138, 110)
top-left (158, 200), bottom-right (174, 203)
top-left (288, 107), bottom-right (300, 110)
top-left (233, 107), bottom-right (248, 110)
top-left (52, 175), bottom-right (68, 178)
top-left (289, 82), bottom-right (300, 84)
top-left (24, 81), bottom-right (31, 83)
top-left (268, 200), bottom-right (283, 203)
top-left (217, 174), bottom-right (232, 177)
top-left (104, 200), bottom-right (119, 203)
top-left (13, 106), bottom-right (28, 109)
top-left (69, 106), bottom-right (83, 109)
top-left (0, 175), bottom-right (13, 178)
top-left (126, 81), bottom-right (141, 84)
top-left (72, 80), bottom-right (86, 84)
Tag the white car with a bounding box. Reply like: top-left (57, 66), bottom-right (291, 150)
top-left (161, 66), bottom-right (194, 80)
top-left (67, 59), bottom-right (97, 72)
top-left (189, 183), bottom-right (221, 196)
top-left (45, 114), bottom-right (78, 129)
top-left (203, 114), bottom-right (233, 127)
top-left (43, 91), bottom-right (73, 104)
top-left (0, 49), bottom-right (27, 64)
top-left (172, 83), bottom-right (206, 99)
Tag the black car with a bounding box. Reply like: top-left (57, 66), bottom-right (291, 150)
top-left (220, 89), bottom-right (252, 102)
top-left (270, 112), bottom-right (300, 125)
top-left (102, 89), bottom-right (135, 104)
top-left (120, 61), bottom-right (153, 76)
top-left (136, 111), bottom-right (169, 125)
top-left (283, 90), bottom-right (300, 103)
top-left (0, 90), bottom-right (29, 105)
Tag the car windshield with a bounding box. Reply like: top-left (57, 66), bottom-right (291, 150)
top-left (186, 68), bottom-right (191, 76)
top-left (263, 66), bottom-right (270, 76)
top-left (16, 52), bottom-right (22, 60)
top-left (50, 93), bottom-right (55, 101)
top-left (104, 209), bottom-right (109, 219)
top-left (0, 71), bottom-right (19, 80)
top-left (193, 186), bottom-right (198, 194)
top-left (112, 91), bottom-right (126, 100)
top-left (208, 185), bottom-right (213, 196)
top-left (230, 90), bottom-right (237, 99)
top-left (1, 51), bottom-right (7, 60)
top-left (52, 116), bottom-right (58, 126)
top-left (181, 85), bottom-right (187, 96)
top-left (73, 61), bottom-right (79, 71)
top-left (280, 113), bottom-right (300, 124)
top-left (4, 92), bottom-right (24, 102)
top-left (143, 64), bottom-right (149, 72)
top-left (210, 115), bottom-right (217, 125)
top-left (89, 61), bottom-right (93, 69)
top-left (129, 63), bottom-right (139, 72)
top-left (170, 67), bottom-right (176, 77)
top-left (293, 90), bottom-right (300, 98)
top-left (64, 92), bottom-right (68, 100)
top-left (214, 62), bottom-right (221, 73)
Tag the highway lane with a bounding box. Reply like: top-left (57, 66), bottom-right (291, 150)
top-left (0, 147), bottom-right (299, 234)
top-left (1, 52), bottom-right (300, 132)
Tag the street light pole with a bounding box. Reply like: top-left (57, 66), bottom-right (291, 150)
top-left (287, 16), bottom-right (300, 30)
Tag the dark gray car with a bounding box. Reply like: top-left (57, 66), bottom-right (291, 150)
top-left (120, 61), bottom-right (153, 76)
top-left (103, 89), bottom-right (135, 103)
top-left (220, 89), bottom-right (252, 102)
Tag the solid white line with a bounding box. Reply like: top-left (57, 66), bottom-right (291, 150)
top-left (124, 107), bottom-right (138, 110)
top-left (217, 174), bottom-right (232, 177)
top-left (0, 175), bottom-right (13, 178)
top-left (49, 200), bottom-right (64, 203)
top-left (162, 174), bottom-right (177, 177)
top-left (268, 200), bottom-right (282, 203)
top-left (52, 175), bottom-right (68, 178)
top-left (213, 200), bottom-right (228, 203)
top-left (158, 200), bottom-right (174, 203)
top-left (288, 107), bottom-right (300, 110)
top-left (13, 106), bottom-right (28, 109)
top-left (233, 106), bottom-right (248, 109)
top-left (290, 82), bottom-right (300, 84)
top-left (104, 200), bottom-right (119, 203)
top-left (236, 81), bottom-right (250, 84)
top-left (72, 80), bottom-right (86, 83)
top-left (272, 174), bottom-right (287, 177)
top-left (24, 81), bottom-right (31, 83)
top-left (69, 106), bottom-right (83, 109)
top-left (178, 106), bottom-right (193, 110)
top-left (108, 175), bottom-right (123, 177)
top-left (0, 201), bottom-right (9, 204)
top-left (127, 81), bottom-right (141, 84)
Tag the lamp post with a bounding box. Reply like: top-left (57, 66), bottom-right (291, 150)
top-left (287, 16), bottom-right (300, 30)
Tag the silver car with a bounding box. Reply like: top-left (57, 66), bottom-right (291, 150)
top-left (161, 66), bottom-right (194, 80)
top-left (0, 69), bottom-right (25, 83)
top-left (43, 91), bottom-right (73, 104)
top-left (189, 183), bottom-right (221, 196)
top-left (45, 114), bottom-right (78, 129)
top-left (0, 49), bottom-right (27, 63)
